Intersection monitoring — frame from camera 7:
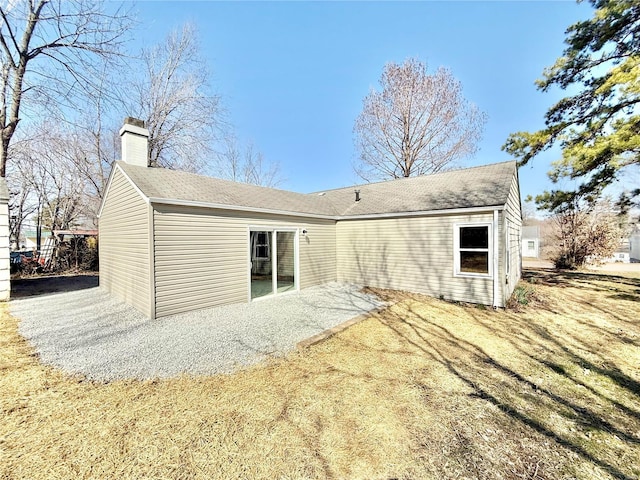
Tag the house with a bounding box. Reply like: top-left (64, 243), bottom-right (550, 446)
top-left (99, 118), bottom-right (522, 319)
top-left (608, 246), bottom-right (630, 263)
top-left (631, 226), bottom-right (640, 263)
top-left (0, 178), bottom-right (9, 301)
top-left (603, 240), bottom-right (630, 264)
top-left (522, 225), bottom-right (540, 258)
top-left (19, 228), bottom-right (52, 250)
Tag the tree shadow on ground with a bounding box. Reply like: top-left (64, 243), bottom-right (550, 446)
top-left (11, 274), bottom-right (99, 299)
top-left (364, 269), bottom-right (640, 479)
top-left (524, 268), bottom-right (640, 291)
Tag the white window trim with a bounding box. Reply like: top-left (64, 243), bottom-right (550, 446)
top-left (453, 222), bottom-right (493, 279)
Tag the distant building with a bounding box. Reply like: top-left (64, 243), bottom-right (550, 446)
top-left (522, 226), bottom-right (540, 258)
top-left (19, 229), bottom-right (52, 250)
top-left (604, 242), bottom-right (630, 263)
top-left (628, 226), bottom-right (639, 263)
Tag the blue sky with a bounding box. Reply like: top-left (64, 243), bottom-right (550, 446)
top-left (134, 1), bottom-right (599, 202)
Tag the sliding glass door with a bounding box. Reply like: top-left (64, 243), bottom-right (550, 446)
top-left (250, 229), bottom-right (297, 300)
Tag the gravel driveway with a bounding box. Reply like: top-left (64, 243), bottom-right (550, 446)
top-left (10, 282), bottom-right (384, 381)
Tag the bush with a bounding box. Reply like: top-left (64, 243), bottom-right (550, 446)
top-left (79, 237), bottom-right (99, 271)
top-left (507, 285), bottom-right (536, 311)
top-left (51, 236), bottom-right (99, 272)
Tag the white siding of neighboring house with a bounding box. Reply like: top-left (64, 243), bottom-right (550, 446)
top-left (522, 238), bottom-right (539, 258)
top-left (152, 204), bottom-right (336, 318)
top-left (603, 251), bottom-right (630, 264)
top-left (631, 232), bottom-right (640, 262)
top-left (99, 168), bottom-right (152, 317)
top-left (0, 181), bottom-right (9, 301)
top-left (336, 211), bottom-right (497, 306)
top-left (502, 171), bottom-right (523, 304)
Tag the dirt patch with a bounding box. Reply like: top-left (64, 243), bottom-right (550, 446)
top-left (523, 258), bottom-right (554, 269)
top-left (10, 273), bottom-right (99, 298)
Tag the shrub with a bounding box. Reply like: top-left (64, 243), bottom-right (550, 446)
top-left (507, 285), bottom-right (536, 311)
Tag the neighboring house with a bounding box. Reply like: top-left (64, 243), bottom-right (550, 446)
top-left (20, 229), bottom-right (52, 250)
top-left (522, 226), bottom-right (540, 258)
top-left (0, 178), bottom-right (9, 301)
top-left (603, 240), bottom-right (630, 264)
top-left (631, 226), bottom-right (640, 263)
top-left (99, 118), bottom-right (523, 319)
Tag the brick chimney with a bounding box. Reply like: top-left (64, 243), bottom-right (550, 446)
top-left (119, 117), bottom-right (149, 167)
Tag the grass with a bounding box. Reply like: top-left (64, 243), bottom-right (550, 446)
top-left (1, 269), bottom-right (639, 479)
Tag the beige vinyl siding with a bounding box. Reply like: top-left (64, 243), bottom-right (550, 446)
top-left (503, 171), bottom-right (523, 303)
top-left (336, 212), bottom-right (495, 305)
top-left (99, 168), bottom-right (151, 316)
top-left (153, 205), bottom-right (336, 318)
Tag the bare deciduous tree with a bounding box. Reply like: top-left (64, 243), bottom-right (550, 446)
top-left (216, 135), bottom-right (284, 188)
top-left (522, 196), bottom-right (540, 225)
top-left (6, 142), bottom-right (36, 247)
top-left (8, 121), bottom-right (94, 248)
top-left (127, 23), bottom-right (224, 173)
top-left (354, 58), bottom-right (487, 181)
top-left (70, 63), bottom-right (121, 206)
top-left (0, 0), bottom-right (132, 177)
top-left (547, 198), bottom-right (627, 269)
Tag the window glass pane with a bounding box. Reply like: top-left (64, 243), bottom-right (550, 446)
top-left (251, 231), bottom-right (270, 260)
top-left (276, 231), bottom-right (295, 293)
top-left (528, 241), bottom-right (535, 249)
top-left (460, 251), bottom-right (489, 274)
top-left (460, 226), bottom-right (488, 249)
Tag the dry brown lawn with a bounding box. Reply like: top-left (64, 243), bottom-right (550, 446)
top-left (1, 269), bottom-right (639, 479)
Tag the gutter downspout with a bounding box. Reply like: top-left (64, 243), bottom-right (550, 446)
top-left (493, 209), bottom-right (500, 308)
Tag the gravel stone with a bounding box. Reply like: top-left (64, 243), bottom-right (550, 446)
top-left (11, 282), bottom-right (384, 381)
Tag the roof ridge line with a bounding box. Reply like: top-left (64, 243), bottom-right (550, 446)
top-left (307, 160), bottom-right (516, 195)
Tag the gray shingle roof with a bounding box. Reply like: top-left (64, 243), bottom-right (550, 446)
top-left (117, 160), bottom-right (517, 218)
top-left (119, 162), bottom-right (339, 216)
top-left (318, 161), bottom-right (517, 217)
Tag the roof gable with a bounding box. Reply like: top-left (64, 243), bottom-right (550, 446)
top-left (115, 160), bottom-right (518, 218)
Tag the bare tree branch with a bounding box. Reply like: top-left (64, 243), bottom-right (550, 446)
top-left (354, 58), bottom-right (487, 181)
top-left (0, 0), bottom-right (133, 177)
top-left (215, 135), bottom-right (285, 188)
top-left (124, 23), bottom-right (225, 174)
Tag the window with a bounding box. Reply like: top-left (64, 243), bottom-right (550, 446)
top-left (252, 231), bottom-right (270, 260)
top-left (528, 240), bottom-right (535, 250)
top-left (454, 224), bottom-right (491, 277)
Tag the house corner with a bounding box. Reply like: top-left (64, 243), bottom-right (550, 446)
top-left (0, 178), bottom-right (11, 301)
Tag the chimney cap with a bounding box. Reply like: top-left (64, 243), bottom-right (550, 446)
top-left (124, 117), bottom-right (145, 128)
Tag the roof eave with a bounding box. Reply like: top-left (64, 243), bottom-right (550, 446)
top-left (147, 197), bottom-right (338, 220)
top-left (336, 205), bottom-right (505, 221)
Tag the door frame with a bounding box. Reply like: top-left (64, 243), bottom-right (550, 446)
top-left (247, 226), bottom-right (300, 302)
